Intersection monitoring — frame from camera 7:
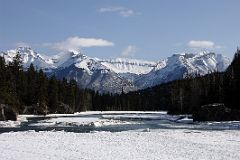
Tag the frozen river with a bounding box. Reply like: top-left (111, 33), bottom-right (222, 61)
top-left (1, 111), bottom-right (240, 133)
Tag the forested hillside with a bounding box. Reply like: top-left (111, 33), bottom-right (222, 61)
top-left (0, 54), bottom-right (93, 114)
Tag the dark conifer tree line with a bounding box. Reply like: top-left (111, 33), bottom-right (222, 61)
top-left (1, 49), bottom-right (240, 120)
top-left (0, 54), bottom-right (93, 114)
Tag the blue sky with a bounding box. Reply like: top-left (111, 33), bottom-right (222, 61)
top-left (0, 0), bottom-right (240, 60)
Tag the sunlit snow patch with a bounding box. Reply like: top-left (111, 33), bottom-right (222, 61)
top-left (31, 116), bottom-right (133, 127)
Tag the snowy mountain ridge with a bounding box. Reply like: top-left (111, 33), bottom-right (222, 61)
top-left (135, 52), bottom-right (230, 88)
top-left (99, 58), bottom-right (155, 75)
top-left (0, 47), bottom-right (56, 71)
top-left (0, 47), bottom-right (231, 93)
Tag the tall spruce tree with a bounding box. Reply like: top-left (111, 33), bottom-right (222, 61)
top-left (224, 48), bottom-right (240, 109)
top-left (48, 75), bottom-right (59, 113)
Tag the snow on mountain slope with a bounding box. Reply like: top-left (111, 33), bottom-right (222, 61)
top-left (0, 47), bottom-right (231, 93)
top-left (100, 58), bottom-right (155, 74)
top-left (135, 52), bottom-right (230, 89)
top-left (0, 47), bottom-right (55, 71)
top-left (99, 58), bottom-right (156, 83)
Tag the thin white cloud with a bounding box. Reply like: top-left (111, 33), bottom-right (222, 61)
top-left (48, 36), bottom-right (114, 52)
top-left (15, 42), bottom-right (30, 48)
top-left (99, 6), bottom-right (124, 12)
top-left (120, 10), bottom-right (134, 17)
top-left (99, 6), bottom-right (136, 17)
top-left (121, 45), bottom-right (137, 57)
top-left (187, 40), bottom-right (216, 49)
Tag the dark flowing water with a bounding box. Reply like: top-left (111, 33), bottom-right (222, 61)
top-left (1, 113), bottom-right (240, 133)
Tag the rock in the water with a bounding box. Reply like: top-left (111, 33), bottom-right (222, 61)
top-left (0, 104), bottom-right (17, 121)
top-left (193, 103), bottom-right (240, 121)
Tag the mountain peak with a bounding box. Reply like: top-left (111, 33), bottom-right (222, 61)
top-left (1, 47), bottom-right (55, 71)
top-left (16, 46), bottom-right (33, 52)
top-left (68, 50), bottom-right (82, 56)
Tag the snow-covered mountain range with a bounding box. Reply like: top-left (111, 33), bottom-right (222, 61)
top-left (0, 47), bottom-right (231, 93)
top-left (1, 47), bottom-right (56, 71)
top-left (135, 52), bottom-right (230, 88)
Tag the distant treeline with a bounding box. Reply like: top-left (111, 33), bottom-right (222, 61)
top-left (1, 49), bottom-right (240, 118)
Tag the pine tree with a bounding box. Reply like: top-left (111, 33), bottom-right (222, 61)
top-left (0, 57), bottom-right (7, 104)
top-left (224, 48), bottom-right (240, 109)
top-left (48, 75), bottom-right (58, 113)
top-left (36, 69), bottom-right (48, 114)
top-left (26, 63), bottom-right (36, 105)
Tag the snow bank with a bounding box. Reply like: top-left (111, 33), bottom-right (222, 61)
top-left (0, 129), bottom-right (239, 160)
top-left (75, 111), bottom-right (168, 115)
top-left (31, 116), bottom-right (134, 127)
top-left (0, 121), bottom-right (21, 128)
top-left (0, 115), bottom-right (28, 128)
top-left (101, 112), bottom-right (186, 122)
top-left (176, 117), bottom-right (193, 124)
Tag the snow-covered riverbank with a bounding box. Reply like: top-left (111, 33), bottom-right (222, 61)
top-left (1, 129), bottom-right (240, 160)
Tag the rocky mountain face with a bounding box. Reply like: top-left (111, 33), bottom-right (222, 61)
top-left (52, 52), bottom-right (137, 93)
top-left (0, 47), bottom-right (231, 93)
top-left (135, 52), bottom-right (230, 88)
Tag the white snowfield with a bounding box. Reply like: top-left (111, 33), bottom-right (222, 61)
top-left (0, 111), bottom-right (240, 160)
top-left (0, 130), bottom-right (240, 160)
